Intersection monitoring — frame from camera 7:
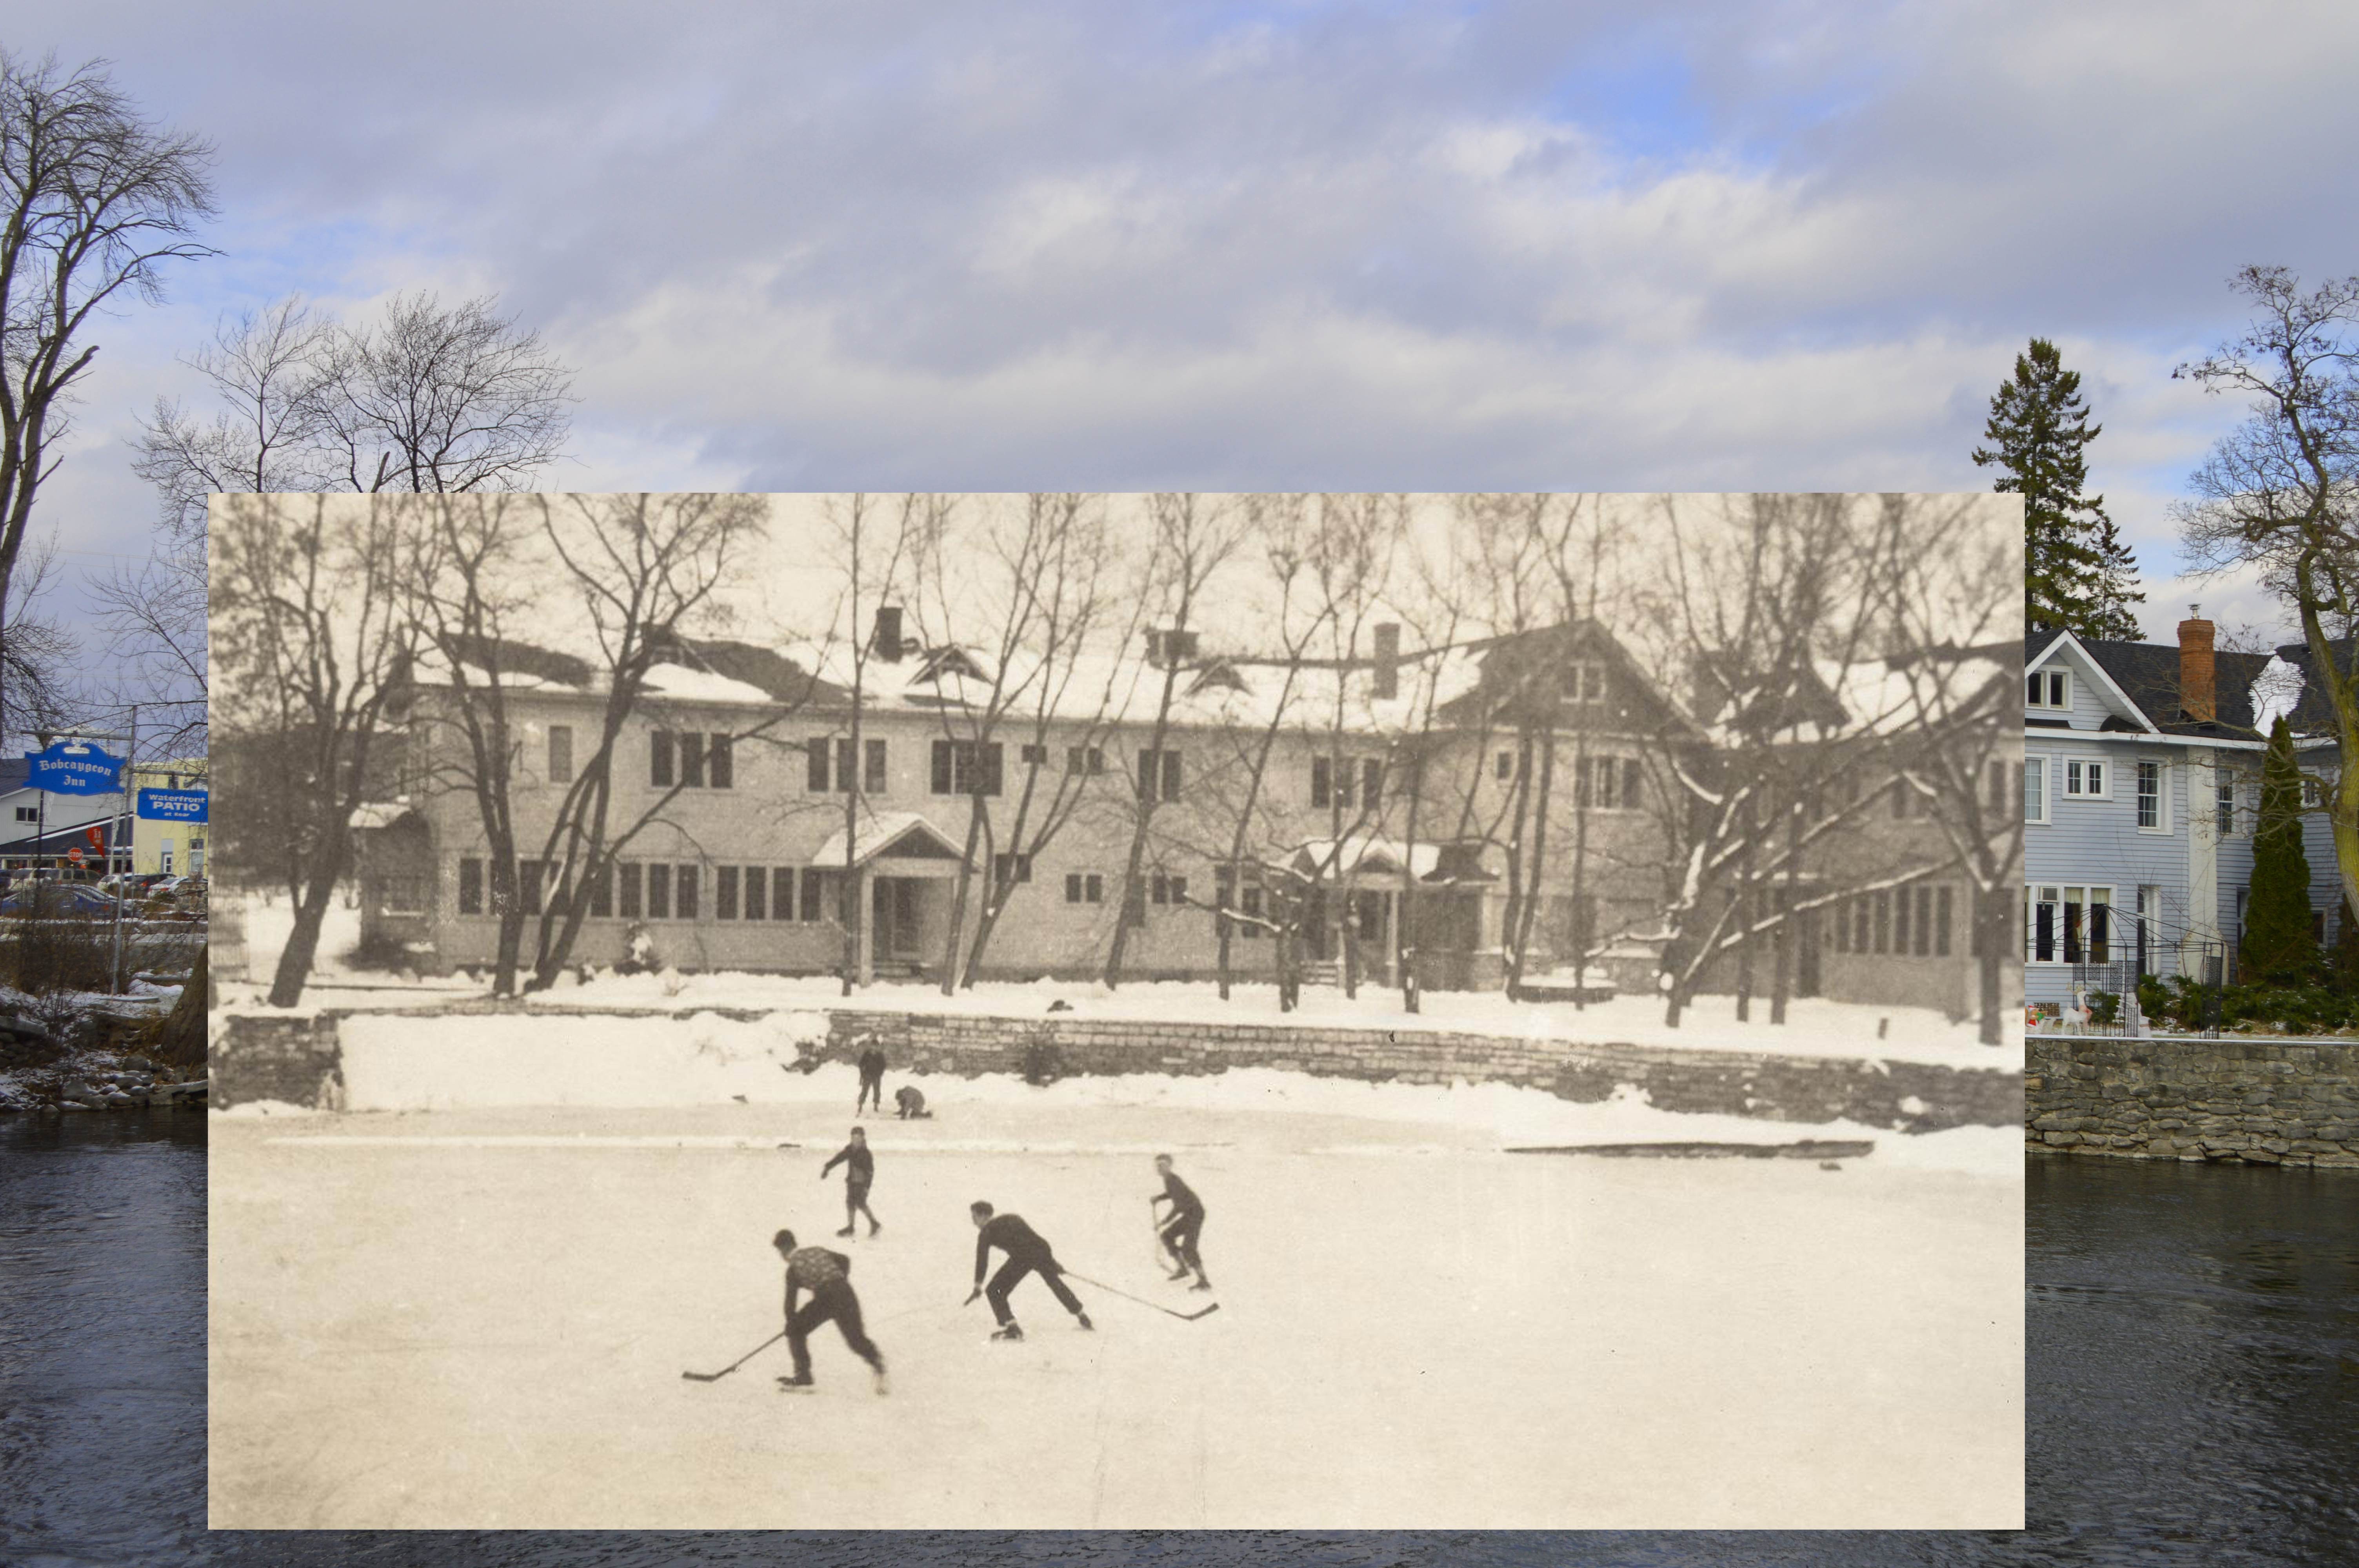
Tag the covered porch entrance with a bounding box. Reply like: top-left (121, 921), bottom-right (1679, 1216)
top-left (816, 810), bottom-right (972, 984)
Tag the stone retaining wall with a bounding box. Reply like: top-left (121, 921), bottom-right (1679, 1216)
top-left (211, 1004), bottom-right (2022, 1127)
top-left (2025, 1032), bottom-right (2359, 1168)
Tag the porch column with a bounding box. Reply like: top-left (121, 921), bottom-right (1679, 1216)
top-left (856, 865), bottom-right (876, 986)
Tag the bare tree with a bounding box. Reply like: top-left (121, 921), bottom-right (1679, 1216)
top-left (1, 534), bottom-right (76, 752)
top-left (86, 499), bottom-right (206, 759)
top-left (137, 290), bottom-right (574, 510)
top-left (2174, 265), bottom-right (2359, 914)
top-left (0, 51), bottom-right (213, 746)
top-left (521, 493), bottom-right (772, 990)
top-left (1102, 492), bottom-right (1249, 987)
top-left (211, 495), bottom-right (421, 1007)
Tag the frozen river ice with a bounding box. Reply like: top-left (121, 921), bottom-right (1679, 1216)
top-left (209, 1094), bottom-right (2020, 1529)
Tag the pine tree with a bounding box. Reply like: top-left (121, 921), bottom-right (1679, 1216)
top-left (2241, 717), bottom-right (2317, 983)
top-left (1972, 338), bottom-right (2143, 639)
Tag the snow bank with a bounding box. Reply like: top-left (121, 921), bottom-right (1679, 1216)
top-left (328, 1016), bottom-right (2017, 1175)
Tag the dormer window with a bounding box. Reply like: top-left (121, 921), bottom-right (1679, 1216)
top-left (2027, 669), bottom-right (2069, 710)
top-left (1563, 661), bottom-right (1608, 701)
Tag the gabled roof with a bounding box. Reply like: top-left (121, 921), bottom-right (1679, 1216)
top-left (2025, 629), bottom-right (2157, 735)
top-left (813, 810), bottom-right (970, 867)
top-left (2055, 632), bottom-right (2340, 740)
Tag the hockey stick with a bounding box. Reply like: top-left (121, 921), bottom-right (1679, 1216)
top-left (681, 1328), bottom-right (785, 1382)
top-left (1061, 1270), bottom-right (1220, 1322)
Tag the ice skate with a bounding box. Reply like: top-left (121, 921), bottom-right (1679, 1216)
top-left (835, 1226), bottom-right (855, 1238)
top-left (990, 1322), bottom-right (1025, 1342)
top-left (1076, 1312), bottom-right (1094, 1331)
top-left (1189, 1279), bottom-right (1212, 1292)
top-left (776, 1373), bottom-right (815, 1392)
top-left (871, 1367), bottom-right (890, 1396)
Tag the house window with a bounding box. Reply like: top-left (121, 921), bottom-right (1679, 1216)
top-left (1895, 884), bottom-right (1913, 952)
top-left (1312, 756), bottom-right (1333, 809)
top-left (1361, 759), bottom-right (1383, 808)
top-left (13, 806), bottom-right (34, 822)
top-left (717, 866), bottom-right (739, 920)
top-left (587, 863), bottom-right (612, 918)
top-left (1241, 885), bottom-right (1264, 937)
top-left (1496, 751), bottom-right (1515, 780)
top-left (2024, 759), bottom-right (2048, 824)
top-left (742, 866), bottom-right (765, 921)
top-left (548, 726), bottom-right (573, 784)
top-left (1066, 746), bottom-right (1104, 775)
top-left (807, 738), bottom-right (831, 793)
top-left (2063, 759), bottom-right (2106, 799)
top-left (2217, 777), bottom-right (2235, 835)
top-left (2301, 775), bottom-right (2323, 809)
top-left (1872, 890), bottom-right (1891, 955)
top-left (932, 740), bottom-right (1004, 797)
top-left (1135, 748), bottom-right (1182, 803)
top-left (680, 733), bottom-right (706, 788)
top-left (709, 735), bottom-right (734, 790)
top-left (864, 739), bottom-right (887, 793)
top-left (992, 852), bottom-right (1032, 887)
top-left (676, 866), bottom-right (698, 921)
top-left (651, 730), bottom-right (674, 788)
top-left (2137, 761), bottom-right (2163, 829)
top-left (1577, 754), bottom-right (1628, 809)
top-left (2026, 884), bottom-right (2111, 963)
top-left (1936, 886), bottom-right (1953, 957)
top-left (1065, 873), bottom-right (1104, 905)
top-left (1150, 873), bottom-right (1190, 906)
top-left (647, 864), bottom-right (671, 920)
top-left (382, 874), bottom-right (426, 915)
top-left (798, 867), bottom-right (827, 924)
top-left (1565, 661), bottom-right (1607, 701)
top-left (459, 857), bottom-right (483, 915)
top-left (2027, 669), bottom-right (2068, 710)
top-left (618, 863), bottom-right (643, 919)
top-left (1020, 744), bottom-right (1049, 767)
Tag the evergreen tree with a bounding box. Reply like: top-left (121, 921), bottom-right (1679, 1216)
top-left (2332, 894), bottom-right (2359, 988)
top-left (2241, 717), bottom-right (2317, 982)
top-left (1972, 338), bottom-right (2143, 639)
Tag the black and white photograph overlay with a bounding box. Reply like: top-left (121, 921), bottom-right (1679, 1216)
top-left (206, 490), bottom-right (2026, 1529)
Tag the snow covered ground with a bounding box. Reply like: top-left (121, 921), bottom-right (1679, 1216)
top-left (210, 1083), bottom-right (2021, 1529)
top-left (227, 890), bottom-right (2018, 1069)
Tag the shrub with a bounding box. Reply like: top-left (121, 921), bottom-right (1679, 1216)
top-left (1021, 1031), bottom-right (1065, 1086)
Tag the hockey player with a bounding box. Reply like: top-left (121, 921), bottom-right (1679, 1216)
top-left (772, 1228), bottom-right (887, 1394)
top-left (1150, 1153), bottom-right (1211, 1290)
top-left (820, 1126), bottom-right (881, 1238)
top-left (855, 1040), bottom-right (887, 1114)
top-left (964, 1201), bottom-right (1091, 1340)
top-left (894, 1084), bottom-right (930, 1120)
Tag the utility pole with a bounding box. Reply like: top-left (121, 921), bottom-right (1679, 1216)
top-left (110, 706), bottom-right (138, 994)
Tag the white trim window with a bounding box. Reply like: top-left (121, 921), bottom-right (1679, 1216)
top-left (2216, 776), bottom-right (2236, 836)
top-left (2027, 669), bottom-right (2070, 710)
top-left (2023, 757), bottom-right (2049, 824)
top-left (2062, 758), bottom-right (2108, 799)
top-left (2026, 883), bottom-right (2113, 964)
top-left (2301, 775), bottom-right (2324, 809)
top-left (2135, 760), bottom-right (2168, 832)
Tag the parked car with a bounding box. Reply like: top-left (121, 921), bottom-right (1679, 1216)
top-left (0, 883), bottom-right (123, 919)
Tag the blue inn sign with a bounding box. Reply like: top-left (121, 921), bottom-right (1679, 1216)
top-left (24, 741), bottom-right (125, 797)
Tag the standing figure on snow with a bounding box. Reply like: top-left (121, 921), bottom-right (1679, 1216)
top-left (1150, 1153), bottom-right (1212, 1291)
top-left (820, 1126), bottom-right (881, 1238)
top-left (965, 1201), bottom-right (1092, 1341)
top-left (894, 1084), bottom-right (931, 1120)
top-left (772, 1228), bottom-right (887, 1394)
top-left (855, 1038), bottom-right (888, 1114)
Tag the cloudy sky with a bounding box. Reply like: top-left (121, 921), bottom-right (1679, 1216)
top-left (15, 0), bottom-right (2359, 652)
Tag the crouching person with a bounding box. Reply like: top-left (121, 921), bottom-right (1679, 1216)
top-left (772, 1228), bottom-right (887, 1395)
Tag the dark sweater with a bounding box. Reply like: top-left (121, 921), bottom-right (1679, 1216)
top-left (973, 1213), bottom-right (1053, 1283)
top-left (1156, 1169), bottom-right (1203, 1218)
top-left (822, 1143), bottom-right (874, 1184)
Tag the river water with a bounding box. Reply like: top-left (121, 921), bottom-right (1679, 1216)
top-left (4, 1116), bottom-right (2355, 1566)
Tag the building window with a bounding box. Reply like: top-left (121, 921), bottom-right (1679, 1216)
top-left (1066, 746), bottom-right (1104, 775)
top-left (589, 864), bottom-right (612, 918)
top-left (676, 865), bottom-right (699, 921)
top-left (1935, 886), bottom-right (1953, 957)
top-left (1895, 884), bottom-right (1912, 952)
top-left (2301, 775), bottom-right (2323, 809)
top-left (2137, 761), bottom-right (2163, 829)
top-left (382, 874), bottom-right (426, 915)
top-left (1311, 755), bottom-right (1334, 809)
top-left (863, 739), bottom-right (887, 793)
top-left (651, 730), bottom-right (674, 788)
top-left (717, 866), bottom-right (739, 920)
top-left (1135, 748), bottom-right (1182, 803)
top-left (1150, 873), bottom-right (1189, 906)
top-left (548, 726), bottom-right (574, 784)
top-left (932, 740), bottom-right (1004, 797)
top-left (518, 860), bottom-right (544, 916)
top-left (1576, 754), bottom-right (1638, 810)
top-left (12, 806), bottom-right (33, 822)
top-left (459, 857), bottom-right (483, 915)
top-left (807, 738), bottom-right (831, 793)
top-left (2063, 759), bottom-right (2106, 799)
top-left (647, 864), bottom-right (671, 920)
top-left (992, 852), bottom-right (1032, 887)
top-left (2217, 777), bottom-right (2235, 835)
top-left (1496, 751), bottom-right (1515, 780)
top-left (1241, 885), bottom-right (1264, 937)
top-left (1565, 661), bottom-right (1608, 701)
top-left (2027, 669), bottom-right (2068, 710)
top-left (2026, 884), bottom-right (2111, 964)
top-left (1873, 890), bottom-right (1891, 955)
top-left (1361, 758), bottom-right (1383, 808)
top-left (741, 866), bottom-right (765, 920)
top-left (2024, 758), bottom-right (2048, 824)
top-left (1020, 744), bottom-right (1049, 766)
top-left (1065, 873), bottom-right (1103, 905)
top-left (679, 733), bottom-right (705, 788)
top-left (618, 863), bottom-right (642, 919)
top-left (709, 735), bottom-right (734, 790)
top-left (799, 868), bottom-right (827, 924)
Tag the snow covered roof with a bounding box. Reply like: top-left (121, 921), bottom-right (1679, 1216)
top-left (1292, 835), bottom-right (1444, 880)
top-left (1696, 648), bottom-right (2010, 746)
top-left (348, 801), bottom-right (417, 831)
top-left (812, 810), bottom-right (970, 867)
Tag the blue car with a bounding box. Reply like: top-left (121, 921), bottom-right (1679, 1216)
top-left (0, 884), bottom-right (122, 919)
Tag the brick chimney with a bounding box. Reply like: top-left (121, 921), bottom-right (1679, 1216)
top-left (1372, 622), bottom-right (1401, 700)
top-left (2178, 605), bottom-right (2215, 723)
top-left (872, 605), bottom-right (903, 663)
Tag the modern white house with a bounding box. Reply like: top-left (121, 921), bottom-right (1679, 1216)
top-left (2024, 611), bottom-right (2342, 1006)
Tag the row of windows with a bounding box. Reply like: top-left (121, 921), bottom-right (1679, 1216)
top-left (459, 857), bottom-right (838, 923)
top-left (1828, 884), bottom-right (1957, 959)
top-left (2026, 756), bottom-right (2258, 835)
